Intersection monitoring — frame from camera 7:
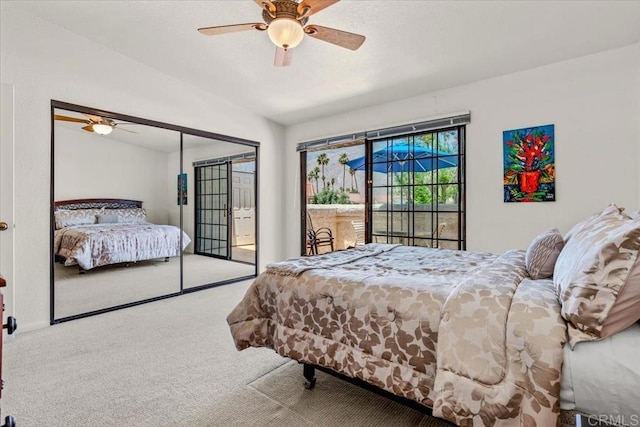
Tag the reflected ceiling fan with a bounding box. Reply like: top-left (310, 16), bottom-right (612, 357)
top-left (198, 0), bottom-right (365, 66)
top-left (54, 114), bottom-right (137, 136)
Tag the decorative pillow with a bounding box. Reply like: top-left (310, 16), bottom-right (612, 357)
top-left (554, 208), bottom-right (640, 345)
top-left (525, 228), bottom-right (564, 279)
top-left (54, 209), bottom-right (101, 229)
top-left (97, 214), bottom-right (119, 224)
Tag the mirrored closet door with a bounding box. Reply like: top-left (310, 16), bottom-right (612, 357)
top-left (181, 135), bottom-right (257, 290)
top-left (51, 101), bottom-right (259, 323)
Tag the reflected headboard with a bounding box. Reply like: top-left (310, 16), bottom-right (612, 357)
top-left (54, 198), bottom-right (143, 211)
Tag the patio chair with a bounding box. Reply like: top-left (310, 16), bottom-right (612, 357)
top-left (306, 213), bottom-right (334, 255)
top-left (429, 222), bottom-right (446, 248)
top-left (351, 220), bottom-right (366, 246)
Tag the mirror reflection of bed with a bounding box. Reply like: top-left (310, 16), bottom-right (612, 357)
top-left (52, 198), bottom-right (184, 318)
top-left (52, 104), bottom-right (258, 321)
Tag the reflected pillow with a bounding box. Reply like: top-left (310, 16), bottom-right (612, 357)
top-left (56, 215), bottom-right (95, 228)
top-left (97, 214), bottom-right (118, 224)
top-left (107, 208), bottom-right (146, 223)
top-left (554, 207), bottom-right (640, 345)
top-left (54, 209), bottom-right (101, 229)
top-left (525, 228), bottom-right (564, 279)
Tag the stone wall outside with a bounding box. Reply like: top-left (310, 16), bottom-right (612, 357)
top-left (307, 204), bottom-right (460, 253)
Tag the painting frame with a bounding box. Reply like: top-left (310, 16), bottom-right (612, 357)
top-left (503, 124), bottom-right (555, 203)
top-left (177, 173), bottom-right (187, 205)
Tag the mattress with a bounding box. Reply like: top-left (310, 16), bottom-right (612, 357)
top-left (561, 322), bottom-right (640, 424)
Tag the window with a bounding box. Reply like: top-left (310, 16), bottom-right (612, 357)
top-left (369, 126), bottom-right (465, 250)
top-left (298, 113), bottom-right (469, 254)
top-left (301, 142), bottom-right (366, 255)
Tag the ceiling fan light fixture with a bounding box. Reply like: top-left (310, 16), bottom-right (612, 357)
top-left (92, 123), bottom-right (113, 135)
top-left (267, 17), bottom-right (304, 50)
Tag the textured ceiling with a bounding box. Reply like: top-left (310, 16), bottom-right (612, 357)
top-left (13, 0), bottom-right (640, 126)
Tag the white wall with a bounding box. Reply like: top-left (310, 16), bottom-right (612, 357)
top-left (55, 126), bottom-right (169, 224)
top-left (637, 42), bottom-right (640, 205)
top-left (0, 3), bottom-right (285, 331)
top-left (284, 44), bottom-right (640, 258)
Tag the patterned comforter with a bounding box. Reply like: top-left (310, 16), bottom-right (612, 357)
top-left (228, 244), bottom-right (567, 426)
top-left (54, 222), bottom-right (191, 270)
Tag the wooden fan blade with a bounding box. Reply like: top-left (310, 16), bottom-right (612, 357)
top-left (198, 23), bottom-right (267, 36)
top-left (305, 25), bottom-right (365, 50)
top-left (297, 0), bottom-right (339, 18)
top-left (54, 115), bottom-right (90, 124)
top-left (84, 114), bottom-right (103, 123)
top-left (274, 47), bottom-right (292, 67)
top-left (81, 125), bottom-right (94, 133)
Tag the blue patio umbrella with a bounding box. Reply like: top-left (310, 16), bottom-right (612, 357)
top-left (346, 143), bottom-right (458, 173)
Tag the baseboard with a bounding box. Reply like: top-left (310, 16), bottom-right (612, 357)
top-left (13, 320), bottom-right (50, 334)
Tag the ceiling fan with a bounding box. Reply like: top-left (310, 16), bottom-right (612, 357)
top-left (198, 0), bottom-right (365, 66)
top-left (54, 114), bottom-right (137, 136)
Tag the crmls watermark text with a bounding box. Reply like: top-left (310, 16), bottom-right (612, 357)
top-left (586, 414), bottom-right (640, 426)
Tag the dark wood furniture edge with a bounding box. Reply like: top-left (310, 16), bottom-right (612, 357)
top-left (54, 198), bottom-right (143, 209)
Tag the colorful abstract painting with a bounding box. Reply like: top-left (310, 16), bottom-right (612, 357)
top-left (503, 124), bottom-right (555, 203)
top-left (177, 173), bottom-right (187, 205)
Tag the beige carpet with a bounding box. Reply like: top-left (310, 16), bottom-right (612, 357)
top-left (54, 254), bottom-right (255, 318)
top-left (231, 245), bottom-right (256, 264)
top-left (5, 280), bottom-right (577, 426)
top-left (248, 362), bottom-right (453, 427)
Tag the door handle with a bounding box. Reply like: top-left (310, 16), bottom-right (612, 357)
top-left (223, 204), bottom-right (227, 218)
top-left (0, 222), bottom-right (8, 231)
top-left (3, 316), bottom-right (17, 335)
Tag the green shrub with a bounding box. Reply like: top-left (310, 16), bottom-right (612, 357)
top-left (312, 188), bottom-right (352, 205)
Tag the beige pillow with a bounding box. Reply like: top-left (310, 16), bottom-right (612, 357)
top-left (554, 208), bottom-right (640, 344)
top-left (525, 229), bottom-right (564, 279)
top-left (54, 208), bottom-right (101, 229)
top-left (107, 208), bottom-right (147, 223)
top-left (564, 204), bottom-right (625, 243)
top-left (601, 256), bottom-right (640, 337)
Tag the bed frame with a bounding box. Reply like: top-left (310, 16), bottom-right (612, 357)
top-left (54, 198), bottom-right (154, 272)
top-left (54, 198), bottom-right (143, 210)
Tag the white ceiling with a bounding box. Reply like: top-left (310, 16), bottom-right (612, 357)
top-left (14, 0), bottom-right (640, 126)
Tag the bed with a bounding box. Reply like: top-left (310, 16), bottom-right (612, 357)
top-left (53, 198), bottom-right (191, 271)
top-left (227, 204), bottom-right (640, 426)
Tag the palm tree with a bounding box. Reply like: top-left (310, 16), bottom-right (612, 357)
top-left (311, 166), bottom-right (320, 194)
top-left (349, 167), bottom-right (358, 192)
top-left (317, 153), bottom-right (329, 189)
top-left (307, 169), bottom-right (318, 195)
top-left (330, 177), bottom-right (336, 189)
top-left (338, 153), bottom-right (349, 191)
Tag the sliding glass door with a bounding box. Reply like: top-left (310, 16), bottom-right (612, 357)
top-left (195, 163), bottom-right (230, 259)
